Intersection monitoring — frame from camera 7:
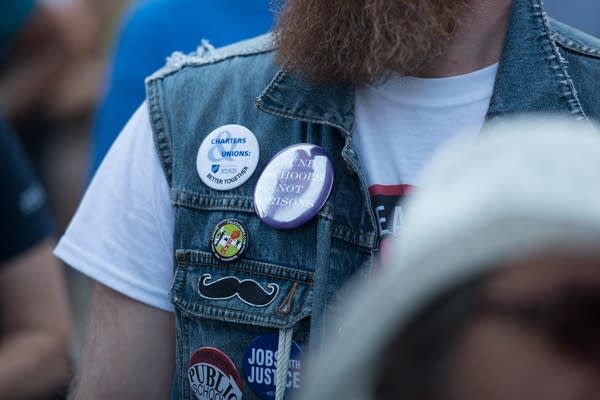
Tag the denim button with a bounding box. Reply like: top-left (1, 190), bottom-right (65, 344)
top-left (210, 219), bottom-right (249, 262)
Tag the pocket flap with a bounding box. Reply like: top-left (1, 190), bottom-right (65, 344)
top-left (170, 249), bottom-right (314, 329)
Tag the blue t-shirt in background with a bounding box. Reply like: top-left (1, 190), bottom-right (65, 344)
top-left (91, 0), bottom-right (274, 175)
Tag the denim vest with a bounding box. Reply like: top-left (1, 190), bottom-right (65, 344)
top-left (146, 1), bottom-right (600, 398)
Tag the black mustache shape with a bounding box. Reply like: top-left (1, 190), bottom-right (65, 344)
top-left (198, 274), bottom-right (280, 307)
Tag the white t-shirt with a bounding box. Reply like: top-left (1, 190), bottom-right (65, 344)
top-left (56, 104), bottom-right (176, 311)
top-left (354, 63), bottom-right (498, 186)
top-left (354, 63), bottom-right (498, 238)
top-left (55, 64), bottom-right (497, 312)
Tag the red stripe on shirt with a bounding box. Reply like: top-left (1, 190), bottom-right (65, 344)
top-left (368, 184), bottom-right (415, 197)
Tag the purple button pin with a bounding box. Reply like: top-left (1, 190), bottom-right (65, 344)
top-left (254, 144), bottom-right (334, 229)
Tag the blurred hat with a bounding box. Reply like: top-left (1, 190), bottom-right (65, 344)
top-left (299, 115), bottom-right (600, 400)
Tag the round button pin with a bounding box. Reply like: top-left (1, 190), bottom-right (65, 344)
top-left (188, 347), bottom-right (244, 400)
top-left (197, 124), bottom-right (260, 191)
top-left (253, 144), bottom-right (334, 229)
top-left (210, 219), bottom-right (249, 262)
top-left (242, 334), bottom-right (303, 400)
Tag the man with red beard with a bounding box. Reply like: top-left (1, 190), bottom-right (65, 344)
top-left (55, 1), bottom-right (600, 399)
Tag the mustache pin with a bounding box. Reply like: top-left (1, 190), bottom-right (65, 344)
top-left (198, 274), bottom-right (280, 307)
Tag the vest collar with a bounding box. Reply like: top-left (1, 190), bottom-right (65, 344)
top-left (487, 0), bottom-right (587, 120)
top-left (257, 0), bottom-right (588, 132)
top-left (256, 69), bottom-right (355, 136)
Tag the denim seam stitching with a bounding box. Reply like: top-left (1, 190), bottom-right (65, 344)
top-left (147, 80), bottom-right (174, 185)
top-left (549, 31), bottom-right (600, 58)
top-left (179, 267), bottom-right (314, 284)
top-left (256, 71), bottom-right (353, 136)
top-left (537, 2), bottom-right (587, 120)
top-left (146, 36), bottom-right (276, 82)
top-left (175, 252), bottom-right (316, 281)
top-left (172, 298), bottom-right (313, 321)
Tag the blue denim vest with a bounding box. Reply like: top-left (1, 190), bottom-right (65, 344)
top-left (146, 1), bottom-right (600, 398)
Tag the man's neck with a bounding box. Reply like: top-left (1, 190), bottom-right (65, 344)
top-left (419, 0), bottom-right (513, 78)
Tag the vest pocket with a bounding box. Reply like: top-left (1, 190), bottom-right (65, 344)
top-left (171, 250), bottom-right (314, 400)
top-left (170, 249), bottom-right (313, 328)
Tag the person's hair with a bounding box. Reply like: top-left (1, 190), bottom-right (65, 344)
top-left (372, 274), bottom-right (485, 400)
top-left (273, 0), bottom-right (470, 85)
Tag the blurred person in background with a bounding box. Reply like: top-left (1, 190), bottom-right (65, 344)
top-left (0, 0), bottom-right (125, 384)
top-left (91, 0), bottom-right (274, 174)
top-left (0, 0), bottom-right (96, 123)
top-left (55, 0), bottom-right (600, 399)
top-left (300, 117), bottom-right (600, 400)
top-left (0, 119), bottom-right (72, 399)
top-left (0, 0), bottom-right (98, 231)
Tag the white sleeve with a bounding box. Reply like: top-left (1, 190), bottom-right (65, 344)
top-left (55, 103), bottom-right (175, 312)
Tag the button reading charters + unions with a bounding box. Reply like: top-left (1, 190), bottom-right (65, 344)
top-left (253, 144), bottom-right (334, 229)
top-left (197, 124), bottom-right (260, 191)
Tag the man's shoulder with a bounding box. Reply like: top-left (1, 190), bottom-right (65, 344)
top-left (548, 18), bottom-right (600, 60)
top-left (146, 33), bottom-right (277, 84)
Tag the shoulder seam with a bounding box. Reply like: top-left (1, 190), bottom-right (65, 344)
top-left (551, 31), bottom-right (600, 58)
top-left (146, 34), bottom-right (276, 82)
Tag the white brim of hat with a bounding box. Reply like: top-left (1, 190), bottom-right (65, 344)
top-left (300, 115), bottom-right (600, 400)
